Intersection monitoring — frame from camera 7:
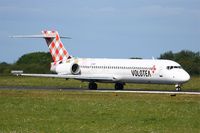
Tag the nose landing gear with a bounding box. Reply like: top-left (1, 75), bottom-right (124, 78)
top-left (175, 84), bottom-right (181, 91)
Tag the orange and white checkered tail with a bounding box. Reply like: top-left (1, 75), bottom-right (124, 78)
top-left (42, 30), bottom-right (71, 62)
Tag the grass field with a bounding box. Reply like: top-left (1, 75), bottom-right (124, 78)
top-left (0, 75), bottom-right (200, 91)
top-left (0, 76), bottom-right (199, 132)
top-left (0, 90), bottom-right (199, 133)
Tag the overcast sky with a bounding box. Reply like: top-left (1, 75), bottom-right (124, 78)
top-left (0, 0), bottom-right (200, 63)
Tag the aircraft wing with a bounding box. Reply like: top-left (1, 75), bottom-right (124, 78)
top-left (19, 73), bottom-right (118, 82)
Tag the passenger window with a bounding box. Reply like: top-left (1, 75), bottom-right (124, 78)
top-left (167, 66), bottom-right (170, 70)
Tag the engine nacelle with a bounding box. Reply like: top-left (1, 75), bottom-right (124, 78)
top-left (54, 62), bottom-right (81, 75)
top-left (71, 63), bottom-right (81, 75)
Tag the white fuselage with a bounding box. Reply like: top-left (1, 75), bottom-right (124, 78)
top-left (54, 58), bottom-right (190, 85)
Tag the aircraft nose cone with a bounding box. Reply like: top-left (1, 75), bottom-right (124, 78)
top-left (184, 72), bottom-right (190, 82)
top-left (178, 71), bottom-right (190, 83)
top-left (173, 70), bottom-right (190, 83)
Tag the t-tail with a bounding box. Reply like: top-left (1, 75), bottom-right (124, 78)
top-left (10, 30), bottom-right (72, 71)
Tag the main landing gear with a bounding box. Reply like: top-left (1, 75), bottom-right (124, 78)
top-left (115, 83), bottom-right (124, 90)
top-left (88, 82), bottom-right (97, 90)
top-left (175, 84), bottom-right (181, 91)
top-left (88, 82), bottom-right (125, 90)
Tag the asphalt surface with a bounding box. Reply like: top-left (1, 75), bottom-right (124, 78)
top-left (0, 86), bottom-right (199, 95)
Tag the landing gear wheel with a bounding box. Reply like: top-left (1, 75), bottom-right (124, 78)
top-left (175, 84), bottom-right (181, 91)
top-left (176, 87), bottom-right (181, 91)
top-left (88, 82), bottom-right (97, 90)
top-left (115, 83), bottom-right (124, 90)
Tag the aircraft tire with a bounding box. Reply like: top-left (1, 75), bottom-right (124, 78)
top-left (115, 83), bottom-right (124, 90)
top-left (89, 82), bottom-right (97, 90)
top-left (176, 87), bottom-right (181, 91)
top-left (175, 84), bottom-right (181, 91)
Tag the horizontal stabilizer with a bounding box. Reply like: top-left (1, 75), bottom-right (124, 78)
top-left (9, 35), bottom-right (71, 39)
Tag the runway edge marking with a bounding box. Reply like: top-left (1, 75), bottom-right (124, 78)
top-left (85, 90), bottom-right (200, 95)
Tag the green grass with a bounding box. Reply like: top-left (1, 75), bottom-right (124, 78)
top-left (0, 75), bottom-right (199, 91)
top-left (0, 90), bottom-right (199, 133)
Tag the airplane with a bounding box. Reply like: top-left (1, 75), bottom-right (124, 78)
top-left (11, 30), bottom-right (190, 91)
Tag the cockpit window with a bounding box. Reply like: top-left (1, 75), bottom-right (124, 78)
top-left (167, 66), bottom-right (182, 70)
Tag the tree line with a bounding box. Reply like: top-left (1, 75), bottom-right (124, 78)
top-left (159, 50), bottom-right (200, 75)
top-left (0, 52), bottom-right (52, 75)
top-left (0, 50), bottom-right (199, 75)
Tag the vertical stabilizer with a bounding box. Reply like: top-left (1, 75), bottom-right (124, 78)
top-left (42, 30), bottom-right (71, 62)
